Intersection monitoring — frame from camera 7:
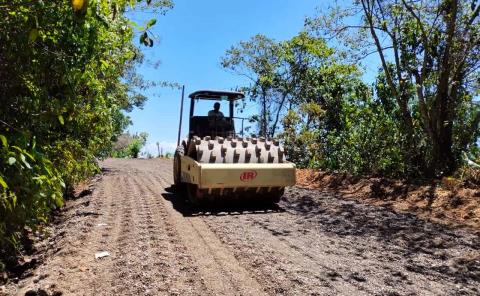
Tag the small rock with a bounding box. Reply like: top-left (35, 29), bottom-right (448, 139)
top-left (24, 289), bottom-right (37, 296)
top-left (434, 251), bottom-right (448, 260)
top-left (21, 270), bottom-right (34, 279)
top-left (432, 237), bottom-right (445, 248)
top-left (326, 271), bottom-right (340, 278)
top-left (33, 274), bottom-right (47, 284)
top-left (349, 272), bottom-right (366, 282)
top-left (391, 271), bottom-right (408, 280)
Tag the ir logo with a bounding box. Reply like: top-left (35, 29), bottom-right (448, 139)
top-left (240, 170), bottom-right (257, 182)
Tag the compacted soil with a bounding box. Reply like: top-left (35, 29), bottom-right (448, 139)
top-left (2, 158), bottom-right (479, 295)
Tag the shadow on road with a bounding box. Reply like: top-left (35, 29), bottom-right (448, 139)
top-left (284, 188), bottom-right (480, 283)
top-left (161, 189), bottom-right (285, 217)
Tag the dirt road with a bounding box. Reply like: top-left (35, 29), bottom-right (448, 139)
top-left (5, 159), bottom-right (480, 295)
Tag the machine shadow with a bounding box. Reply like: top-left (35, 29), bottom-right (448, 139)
top-left (161, 189), bottom-right (285, 217)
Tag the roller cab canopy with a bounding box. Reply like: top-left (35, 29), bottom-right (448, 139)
top-left (188, 90), bottom-right (245, 101)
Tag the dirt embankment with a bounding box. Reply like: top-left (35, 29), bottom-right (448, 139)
top-left (296, 169), bottom-right (480, 230)
top-left (2, 159), bottom-right (479, 296)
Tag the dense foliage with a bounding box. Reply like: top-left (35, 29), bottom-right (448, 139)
top-left (223, 0), bottom-right (480, 178)
top-left (111, 132), bottom-right (149, 158)
top-left (307, 0), bottom-right (480, 176)
top-left (223, 32), bottom-right (406, 176)
top-left (0, 0), bottom-right (172, 267)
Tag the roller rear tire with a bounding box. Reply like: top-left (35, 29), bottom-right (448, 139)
top-left (173, 145), bottom-right (184, 185)
top-left (187, 184), bottom-right (201, 206)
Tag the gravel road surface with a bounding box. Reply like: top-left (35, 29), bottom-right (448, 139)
top-left (5, 158), bottom-right (479, 296)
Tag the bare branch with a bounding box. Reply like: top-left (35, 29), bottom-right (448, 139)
top-left (324, 24), bottom-right (390, 41)
top-left (354, 46), bottom-right (394, 62)
top-left (402, 0), bottom-right (430, 83)
top-left (360, 0), bottom-right (399, 99)
top-left (467, 4), bottom-right (480, 27)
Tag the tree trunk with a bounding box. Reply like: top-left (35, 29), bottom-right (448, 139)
top-left (428, 0), bottom-right (459, 176)
top-left (431, 124), bottom-right (455, 176)
top-left (260, 89), bottom-right (268, 137)
top-left (270, 92), bottom-right (288, 137)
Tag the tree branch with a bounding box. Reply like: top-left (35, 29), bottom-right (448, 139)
top-left (402, 0), bottom-right (430, 82)
top-left (360, 0), bottom-right (399, 100)
top-left (354, 46), bottom-right (394, 62)
top-left (467, 4), bottom-right (480, 27)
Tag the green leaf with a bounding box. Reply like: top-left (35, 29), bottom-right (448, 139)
top-left (23, 151), bottom-right (35, 161)
top-left (58, 115), bottom-right (64, 125)
top-left (20, 154), bottom-right (31, 169)
top-left (0, 175), bottom-right (8, 189)
top-left (28, 28), bottom-right (39, 44)
top-left (11, 193), bottom-right (17, 207)
top-left (146, 18), bottom-right (156, 28)
top-left (8, 157), bottom-right (16, 165)
top-left (0, 135), bottom-right (7, 147)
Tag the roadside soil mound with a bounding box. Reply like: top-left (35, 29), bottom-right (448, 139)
top-left (296, 169), bottom-right (480, 229)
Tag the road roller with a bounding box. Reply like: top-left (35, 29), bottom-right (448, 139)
top-left (173, 90), bottom-right (296, 204)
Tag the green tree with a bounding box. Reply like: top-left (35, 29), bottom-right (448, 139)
top-left (111, 132), bottom-right (148, 158)
top-left (222, 32), bottom-right (362, 137)
top-left (222, 32), bottom-right (374, 169)
top-left (0, 0), bottom-right (172, 265)
top-left (222, 35), bottom-right (283, 136)
top-left (307, 0), bottom-right (480, 176)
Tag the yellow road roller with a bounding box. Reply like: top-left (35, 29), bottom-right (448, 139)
top-left (173, 90), bottom-right (295, 204)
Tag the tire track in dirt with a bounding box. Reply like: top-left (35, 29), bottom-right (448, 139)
top-left (89, 173), bottom-right (123, 296)
top-left (56, 174), bottom-right (116, 295)
top-left (6, 161), bottom-right (210, 296)
top-left (203, 213), bottom-right (354, 295)
top-left (6, 159), bottom-right (479, 296)
top-left (88, 166), bottom-right (206, 295)
top-left (141, 172), bottom-right (268, 296)
top-left (129, 174), bottom-right (206, 295)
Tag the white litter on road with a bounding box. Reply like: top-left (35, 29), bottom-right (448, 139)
top-left (95, 251), bottom-right (110, 259)
top-left (96, 223), bottom-right (108, 227)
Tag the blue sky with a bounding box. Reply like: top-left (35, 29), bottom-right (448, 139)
top-left (126, 0), bottom-right (321, 156)
top-left (126, 0), bottom-right (479, 157)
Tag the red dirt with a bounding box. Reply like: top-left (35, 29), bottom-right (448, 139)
top-left (296, 169), bottom-right (480, 230)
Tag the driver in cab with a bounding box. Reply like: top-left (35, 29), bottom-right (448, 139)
top-left (208, 102), bottom-right (224, 118)
top-left (208, 102), bottom-right (226, 129)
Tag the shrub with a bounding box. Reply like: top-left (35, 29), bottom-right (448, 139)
top-left (0, 135), bottom-right (63, 259)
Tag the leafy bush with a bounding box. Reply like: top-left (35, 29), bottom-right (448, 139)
top-left (111, 132), bottom-right (148, 158)
top-left (282, 88), bottom-right (409, 177)
top-left (0, 135), bottom-right (63, 260)
top-left (0, 0), bottom-right (172, 266)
